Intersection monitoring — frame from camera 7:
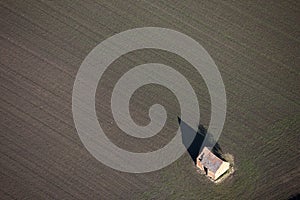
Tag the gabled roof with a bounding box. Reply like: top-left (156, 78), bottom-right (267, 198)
top-left (198, 147), bottom-right (224, 173)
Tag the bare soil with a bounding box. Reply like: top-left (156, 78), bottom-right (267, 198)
top-left (0, 0), bottom-right (299, 199)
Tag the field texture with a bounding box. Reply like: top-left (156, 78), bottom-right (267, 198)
top-left (0, 0), bottom-right (299, 199)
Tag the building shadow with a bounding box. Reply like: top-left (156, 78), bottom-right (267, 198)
top-left (178, 117), bottom-right (223, 164)
top-left (288, 194), bottom-right (300, 200)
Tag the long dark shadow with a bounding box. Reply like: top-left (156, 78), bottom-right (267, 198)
top-left (179, 117), bottom-right (204, 164)
top-left (288, 194), bottom-right (300, 200)
top-left (179, 117), bottom-right (223, 164)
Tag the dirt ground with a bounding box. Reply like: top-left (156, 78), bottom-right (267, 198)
top-left (0, 0), bottom-right (299, 199)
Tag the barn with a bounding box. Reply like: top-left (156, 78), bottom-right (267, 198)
top-left (196, 147), bottom-right (230, 181)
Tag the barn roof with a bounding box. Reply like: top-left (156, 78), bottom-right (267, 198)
top-left (198, 147), bottom-right (224, 173)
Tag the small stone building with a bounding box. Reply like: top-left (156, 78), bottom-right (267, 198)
top-left (196, 147), bottom-right (230, 181)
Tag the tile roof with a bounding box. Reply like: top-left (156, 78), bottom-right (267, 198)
top-left (198, 147), bottom-right (223, 173)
